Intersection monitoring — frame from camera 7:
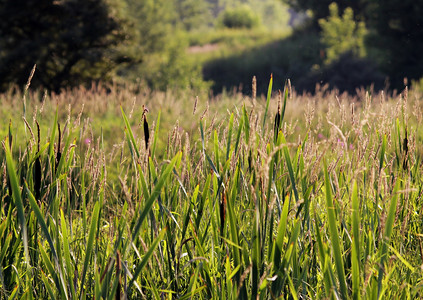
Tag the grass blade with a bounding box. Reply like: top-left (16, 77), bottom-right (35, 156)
top-left (3, 138), bottom-right (30, 271)
top-left (324, 160), bottom-right (348, 299)
top-left (262, 74), bottom-right (273, 131)
top-left (79, 201), bottom-right (101, 299)
top-left (128, 227), bottom-right (167, 290)
top-left (377, 180), bottom-right (399, 298)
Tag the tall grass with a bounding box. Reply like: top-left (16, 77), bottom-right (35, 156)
top-left (1, 81), bottom-right (423, 299)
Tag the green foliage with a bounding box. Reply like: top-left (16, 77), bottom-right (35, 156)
top-left (175, 0), bottom-right (213, 31)
top-left (122, 0), bottom-right (208, 91)
top-left (282, 0), bottom-right (366, 24)
top-left (218, 4), bottom-right (261, 29)
top-left (319, 3), bottom-right (367, 63)
top-left (0, 0), bottom-right (136, 92)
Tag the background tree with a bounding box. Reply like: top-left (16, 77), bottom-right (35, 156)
top-left (319, 3), bottom-right (367, 63)
top-left (282, 0), bottom-right (367, 25)
top-left (0, 0), bottom-right (136, 92)
top-left (366, 0), bottom-right (423, 87)
top-left (174, 0), bottom-right (212, 31)
top-left (122, 0), bottom-right (206, 90)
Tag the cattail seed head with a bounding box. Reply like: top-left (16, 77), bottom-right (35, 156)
top-left (142, 105), bottom-right (150, 152)
top-left (56, 123), bottom-right (62, 172)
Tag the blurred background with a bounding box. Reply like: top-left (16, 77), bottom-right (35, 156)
top-left (0, 0), bottom-right (422, 95)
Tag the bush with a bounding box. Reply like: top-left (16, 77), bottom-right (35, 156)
top-left (319, 3), bottom-right (367, 63)
top-left (219, 5), bottom-right (261, 29)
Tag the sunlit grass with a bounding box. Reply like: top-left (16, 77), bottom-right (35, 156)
top-left (1, 80), bottom-right (423, 298)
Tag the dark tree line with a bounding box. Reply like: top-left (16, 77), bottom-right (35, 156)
top-left (284, 0), bottom-right (423, 88)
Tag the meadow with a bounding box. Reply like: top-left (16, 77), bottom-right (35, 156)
top-left (1, 78), bottom-right (423, 299)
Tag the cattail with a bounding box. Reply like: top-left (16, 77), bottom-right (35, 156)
top-left (34, 121), bottom-right (42, 200)
top-left (248, 149), bottom-right (253, 173)
top-left (220, 191), bottom-right (226, 239)
top-left (142, 105), bottom-right (150, 152)
top-left (116, 251), bottom-right (121, 300)
top-left (403, 127), bottom-right (408, 170)
top-left (274, 90), bottom-right (282, 137)
top-left (8, 120), bottom-right (13, 150)
top-left (56, 122), bottom-right (62, 172)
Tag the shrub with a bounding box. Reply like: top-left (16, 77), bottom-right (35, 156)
top-left (219, 5), bottom-right (261, 29)
top-left (319, 3), bottom-right (367, 63)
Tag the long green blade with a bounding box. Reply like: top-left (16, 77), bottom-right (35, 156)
top-left (324, 161), bottom-right (348, 299)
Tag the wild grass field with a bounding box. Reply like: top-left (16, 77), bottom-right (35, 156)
top-left (1, 78), bottom-right (423, 299)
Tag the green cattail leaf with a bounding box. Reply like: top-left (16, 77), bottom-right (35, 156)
top-left (128, 227), bottom-right (167, 290)
top-left (251, 194), bottom-right (261, 298)
top-left (213, 130), bottom-right (220, 172)
top-left (351, 181), bottom-right (361, 300)
top-left (315, 214), bottom-right (333, 298)
top-left (281, 82), bottom-right (288, 124)
top-left (151, 111), bottom-right (161, 158)
top-left (379, 135), bottom-right (386, 174)
top-left (242, 105), bottom-right (250, 144)
top-left (227, 166), bottom-right (241, 268)
top-left (60, 209), bottom-right (76, 300)
top-left (234, 115), bottom-right (243, 155)
top-left (25, 182), bottom-right (58, 259)
top-left (48, 107), bottom-right (58, 161)
top-left (262, 74), bottom-right (273, 131)
top-left (273, 196), bottom-right (290, 269)
top-left (131, 152), bottom-right (180, 243)
top-left (79, 201), bottom-right (101, 299)
top-left (226, 113), bottom-right (234, 160)
top-left (351, 239), bottom-right (360, 300)
top-left (324, 160), bottom-right (348, 299)
top-left (39, 242), bottom-right (67, 299)
top-left (377, 180), bottom-right (400, 298)
top-left (3, 138), bottom-right (30, 270)
top-left (121, 106), bottom-right (140, 159)
top-left (40, 271), bottom-right (56, 300)
top-left (280, 134), bottom-right (299, 203)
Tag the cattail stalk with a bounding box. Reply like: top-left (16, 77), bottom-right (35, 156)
top-left (34, 121), bottom-right (42, 200)
top-left (56, 122), bottom-right (62, 172)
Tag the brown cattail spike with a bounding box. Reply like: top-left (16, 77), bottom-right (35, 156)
top-left (403, 127), bottom-right (408, 170)
top-left (56, 122), bottom-right (62, 172)
top-left (220, 191), bottom-right (226, 240)
top-left (8, 120), bottom-right (12, 149)
top-left (116, 251), bottom-right (121, 300)
top-left (274, 90), bottom-right (282, 138)
top-left (142, 105), bottom-right (150, 152)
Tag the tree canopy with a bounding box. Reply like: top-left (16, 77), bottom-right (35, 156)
top-left (0, 0), bottom-right (137, 92)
